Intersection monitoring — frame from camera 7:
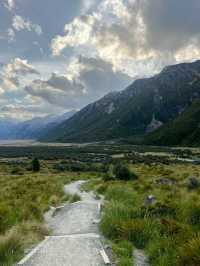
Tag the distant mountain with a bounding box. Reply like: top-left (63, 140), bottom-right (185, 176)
top-left (0, 119), bottom-right (18, 139)
top-left (40, 60), bottom-right (200, 144)
top-left (143, 100), bottom-right (200, 146)
top-left (0, 110), bottom-right (76, 140)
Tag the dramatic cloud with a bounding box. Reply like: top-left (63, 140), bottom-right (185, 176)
top-left (0, 58), bottom-right (40, 93)
top-left (25, 56), bottom-right (131, 108)
top-left (1, 0), bottom-right (200, 120)
top-left (12, 15), bottom-right (43, 35)
top-left (51, 0), bottom-right (200, 75)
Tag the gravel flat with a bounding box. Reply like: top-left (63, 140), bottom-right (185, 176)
top-left (17, 180), bottom-right (106, 266)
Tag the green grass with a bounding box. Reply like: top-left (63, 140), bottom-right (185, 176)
top-left (0, 155), bottom-right (200, 266)
top-left (112, 241), bottom-right (133, 266)
top-left (91, 163), bottom-right (200, 266)
top-left (0, 161), bottom-right (97, 265)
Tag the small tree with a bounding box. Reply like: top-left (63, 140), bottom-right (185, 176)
top-left (32, 158), bottom-right (40, 172)
top-left (113, 163), bottom-right (137, 181)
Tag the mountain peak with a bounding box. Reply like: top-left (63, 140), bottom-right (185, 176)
top-left (40, 60), bottom-right (200, 144)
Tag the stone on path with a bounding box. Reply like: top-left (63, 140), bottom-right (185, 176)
top-left (134, 249), bottom-right (149, 266)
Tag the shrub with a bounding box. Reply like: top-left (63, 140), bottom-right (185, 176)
top-left (32, 158), bottom-right (40, 172)
top-left (113, 163), bottom-right (137, 181)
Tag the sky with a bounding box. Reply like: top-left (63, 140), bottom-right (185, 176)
top-left (0, 0), bottom-right (200, 121)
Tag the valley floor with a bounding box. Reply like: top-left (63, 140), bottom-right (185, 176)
top-left (0, 144), bottom-right (199, 265)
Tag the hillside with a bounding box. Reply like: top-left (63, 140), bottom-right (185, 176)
top-left (144, 100), bottom-right (200, 146)
top-left (40, 60), bottom-right (200, 143)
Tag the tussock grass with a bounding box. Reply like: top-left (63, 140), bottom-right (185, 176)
top-left (0, 161), bottom-right (98, 265)
top-left (178, 234), bottom-right (200, 266)
top-left (69, 193), bottom-right (81, 203)
top-left (98, 163), bottom-right (200, 266)
top-left (112, 241), bottom-right (133, 266)
top-left (0, 227), bottom-right (22, 265)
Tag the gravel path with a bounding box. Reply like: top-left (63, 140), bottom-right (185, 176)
top-left (17, 180), bottom-right (107, 266)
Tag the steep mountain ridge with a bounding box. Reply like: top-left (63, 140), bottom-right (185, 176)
top-left (144, 99), bottom-right (200, 146)
top-left (41, 60), bottom-right (200, 143)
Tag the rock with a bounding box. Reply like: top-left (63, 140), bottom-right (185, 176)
top-left (145, 195), bottom-right (156, 206)
top-left (156, 177), bottom-right (174, 186)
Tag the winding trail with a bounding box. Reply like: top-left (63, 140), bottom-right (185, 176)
top-left (17, 181), bottom-right (108, 266)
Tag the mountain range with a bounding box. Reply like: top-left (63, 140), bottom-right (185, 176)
top-left (40, 60), bottom-right (200, 146)
top-left (1, 60), bottom-right (199, 146)
top-left (0, 110), bottom-right (75, 140)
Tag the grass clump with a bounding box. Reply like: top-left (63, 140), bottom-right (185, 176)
top-left (113, 241), bottom-right (133, 266)
top-left (98, 162), bottom-right (200, 266)
top-left (178, 234), bottom-right (200, 266)
top-left (69, 193), bottom-right (81, 203)
top-left (0, 227), bottom-right (22, 265)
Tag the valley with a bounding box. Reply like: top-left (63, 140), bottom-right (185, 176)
top-left (0, 143), bottom-right (199, 265)
top-left (1, 1), bottom-right (200, 266)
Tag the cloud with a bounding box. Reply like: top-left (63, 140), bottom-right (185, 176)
top-left (4, 58), bottom-right (40, 76)
top-left (50, 0), bottom-right (150, 75)
top-left (12, 15), bottom-right (43, 35)
top-left (51, 0), bottom-right (200, 75)
top-left (3, 0), bottom-right (15, 11)
top-left (0, 58), bottom-right (40, 93)
top-left (2, 0), bottom-right (200, 120)
top-left (25, 56), bottom-right (132, 108)
top-left (7, 28), bottom-right (15, 42)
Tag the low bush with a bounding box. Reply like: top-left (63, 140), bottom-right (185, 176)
top-left (113, 163), bottom-right (138, 181)
top-left (32, 158), bottom-right (40, 172)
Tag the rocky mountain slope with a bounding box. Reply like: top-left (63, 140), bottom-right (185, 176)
top-left (144, 99), bottom-right (200, 146)
top-left (40, 60), bottom-right (200, 144)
